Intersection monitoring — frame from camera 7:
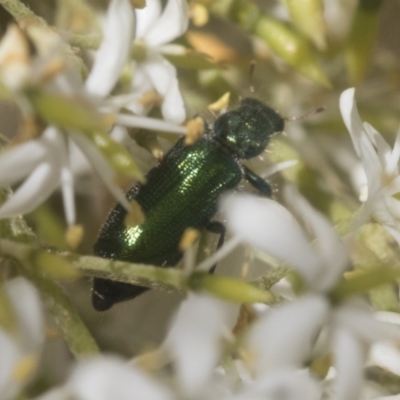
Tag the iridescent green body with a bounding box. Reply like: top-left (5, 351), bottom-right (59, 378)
top-left (92, 98), bottom-right (284, 311)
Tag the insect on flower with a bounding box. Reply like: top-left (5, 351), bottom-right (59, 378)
top-left (92, 98), bottom-right (284, 311)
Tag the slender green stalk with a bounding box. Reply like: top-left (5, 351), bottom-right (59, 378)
top-left (0, 187), bottom-right (99, 357)
top-left (19, 264), bottom-right (99, 358)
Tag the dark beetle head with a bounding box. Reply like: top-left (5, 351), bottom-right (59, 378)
top-left (213, 98), bottom-right (284, 159)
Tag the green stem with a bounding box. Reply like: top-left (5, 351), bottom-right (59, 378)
top-left (0, 238), bottom-right (184, 292)
top-left (65, 32), bottom-right (101, 49)
top-left (19, 264), bottom-right (99, 358)
top-left (0, 189), bottom-right (99, 357)
top-left (330, 266), bottom-right (400, 303)
top-left (69, 253), bottom-right (184, 292)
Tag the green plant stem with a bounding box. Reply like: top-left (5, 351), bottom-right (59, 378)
top-left (0, 238), bottom-right (184, 292)
top-left (19, 264), bottom-right (99, 358)
top-left (0, 238), bottom-right (286, 303)
top-left (65, 32), bottom-right (101, 49)
top-left (0, 187), bottom-right (99, 357)
top-left (330, 266), bottom-right (400, 304)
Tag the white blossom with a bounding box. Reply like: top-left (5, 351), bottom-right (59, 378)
top-left (0, 278), bottom-right (44, 400)
top-left (123, 0), bottom-right (189, 124)
top-left (224, 191), bottom-right (400, 400)
top-left (233, 370), bottom-right (321, 400)
top-left (223, 189), bottom-right (348, 293)
top-left (36, 294), bottom-right (237, 400)
top-left (37, 356), bottom-right (173, 400)
top-left (340, 87), bottom-right (400, 245)
top-left (85, 0), bottom-right (135, 98)
top-left (34, 292), bottom-right (325, 400)
top-left (162, 293), bottom-right (239, 398)
top-left (0, 125), bottom-right (137, 224)
top-left (0, 0), bottom-right (187, 224)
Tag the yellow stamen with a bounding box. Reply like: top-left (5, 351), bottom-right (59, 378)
top-left (179, 228), bottom-right (200, 252)
top-left (124, 200), bottom-right (145, 228)
top-left (189, 3), bottom-right (209, 27)
top-left (207, 92), bottom-right (231, 113)
top-left (12, 355), bottom-right (38, 383)
top-left (130, 0), bottom-right (146, 9)
top-left (138, 90), bottom-right (163, 108)
top-left (65, 224), bottom-right (84, 249)
top-left (185, 116), bottom-right (204, 145)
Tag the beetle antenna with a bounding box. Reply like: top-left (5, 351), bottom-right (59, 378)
top-left (285, 106), bottom-right (325, 123)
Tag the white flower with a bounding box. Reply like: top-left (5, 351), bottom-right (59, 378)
top-left (37, 356), bottom-right (173, 400)
top-left (224, 188), bottom-right (348, 293)
top-left (162, 293), bottom-right (238, 398)
top-left (0, 25), bottom-right (30, 91)
top-left (0, 0), bottom-right (187, 224)
top-left (34, 293), bottom-right (325, 400)
top-left (37, 294), bottom-right (238, 400)
top-left (233, 370), bottom-right (321, 400)
top-left (85, 0), bottom-right (136, 98)
top-left (340, 87), bottom-right (400, 245)
top-left (0, 0), bottom-right (135, 224)
top-left (124, 0), bottom-right (189, 123)
top-left (0, 277), bottom-right (44, 400)
top-left (224, 191), bottom-right (400, 400)
top-left (0, 126), bottom-right (131, 226)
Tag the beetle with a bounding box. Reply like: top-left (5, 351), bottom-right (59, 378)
top-left (92, 97), bottom-right (284, 311)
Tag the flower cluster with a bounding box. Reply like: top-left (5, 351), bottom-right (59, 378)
top-left (1, 1), bottom-right (400, 400)
top-left (0, 0), bottom-right (187, 227)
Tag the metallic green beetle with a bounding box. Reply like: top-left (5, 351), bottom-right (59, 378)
top-left (92, 98), bottom-right (284, 311)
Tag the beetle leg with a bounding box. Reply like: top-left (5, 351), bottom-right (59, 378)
top-left (205, 221), bottom-right (226, 273)
top-left (243, 165), bottom-right (272, 197)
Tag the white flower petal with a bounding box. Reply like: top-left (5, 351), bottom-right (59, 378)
top-left (246, 295), bottom-right (328, 375)
top-left (0, 330), bottom-right (22, 400)
top-left (339, 88), bottom-right (364, 157)
top-left (144, 0), bottom-right (189, 46)
top-left (116, 113), bottom-right (186, 134)
top-left (376, 196), bottom-right (400, 219)
top-left (340, 89), bottom-right (383, 198)
top-left (260, 160), bottom-right (298, 179)
top-left (69, 356), bottom-right (172, 400)
top-left (33, 387), bottom-right (70, 400)
top-left (370, 196), bottom-right (400, 244)
top-left (283, 186), bottom-right (349, 291)
top-left (163, 294), bottom-right (238, 396)
top-left (335, 301), bottom-right (400, 344)
top-left (236, 370), bottom-right (321, 400)
top-left (382, 224), bottom-right (400, 247)
top-left (135, 0), bottom-right (162, 39)
top-left (69, 131), bottom-right (130, 210)
top-left (224, 194), bottom-right (322, 288)
top-left (385, 125), bottom-right (400, 175)
top-left (60, 164), bottom-right (75, 226)
top-left (370, 342), bottom-right (400, 376)
top-left (125, 65), bottom-right (154, 116)
top-left (160, 77), bottom-right (186, 124)
top-left (5, 277), bottom-right (44, 352)
top-left (0, 140), bottom-right (46, 186)
top-left (386, 175), bottom-right (400, 196)
top-left (85, 0), bottom-right (136, 98)
top-left (0, 128), bottom-right (65, 217)
top-left (144, 55), bottom-right (186, 123)
top-left (359, 135), bottom-right (383, 197)
top-left (0, 162), bottom-right (59, 218)
top-left (334, 327), bottom-right (366, 400)
top-left (364, 122), bottom-right (392, 170)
